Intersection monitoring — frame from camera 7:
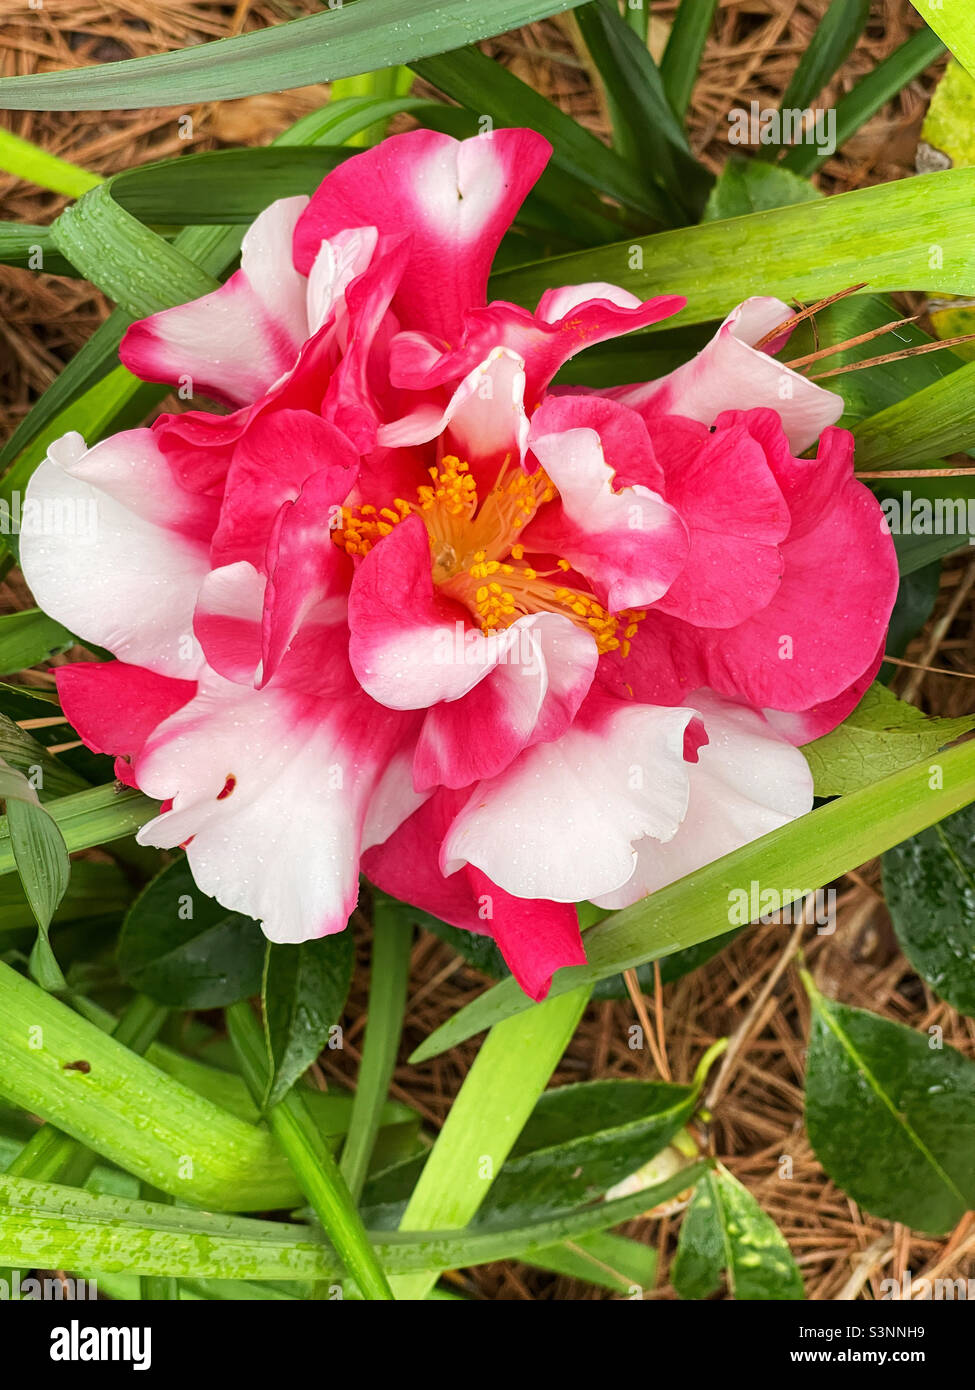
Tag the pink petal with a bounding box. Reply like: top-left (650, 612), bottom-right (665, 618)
top-left (136, 658), bottom-right (415, 943)
top-left (646, 411), bottom-right (791, 628)
top-left (293, 129), bottom-right (552, 341)
top-left (413, 612), bottom-right (597, 790)
top-left (194, 562), bottom-right (266, 686)
top-left (55, 660), bottom-right (196, 783)
top-left (210, 408), bottom-right (358, 570)
top-left (612, 296), bottom-right (844, 454)
top-left (525, 395), bottom-right (688, 611)
top-left (121, 197), bottom-right (311, 407)
top-left (362, 789), bottom-right (584, 1001)
top-left (440, 694), bottom-right (696, 903)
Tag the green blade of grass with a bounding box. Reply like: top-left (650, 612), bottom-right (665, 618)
top-left (0, 0), bottom-right (595, 110)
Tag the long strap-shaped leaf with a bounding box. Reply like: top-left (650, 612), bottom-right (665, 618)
top-left (489, 168), bottom-right (975, 319)
top-left (0, 1162), bottom-right (706, 1282)
top-left (909, 0), bottom-right (975, 83)
top-left (412, 738), bottom-right (975, 1060)
top-left (0, 0), bottom-right (594, 110)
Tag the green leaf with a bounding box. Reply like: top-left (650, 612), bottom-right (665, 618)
top-left (411, 737), bottom-right (975, 1059)
top-left (660, 0), bottom-right (719, 120)
top-left (262, 931), bottom-right (355, 1109)
top-left (0, 610), bottom-right (74, 674)
top-left (803, 978), bottom-right (975, 1234)
top-left (389, 985), bottom-right (590, 1300)
top-left (489, 169), bottom-right (975, 322)
top-left (0, 0), bottom-right (595, 109)
top-left (880, 562), bottom-right (941, 680)
top-left (0, 1161), bottom-right (707, 1283)
top-left (783, 25), bottom-right (946, 177)
top-left (672, 1166), bottom-right (804, 1300)
top-left (701, 156), bottom-right (821, 221)
top-left (882, 803), bottom-right (975, 1016)
top-left (803, 683), bottom-right (975, 796)
top-left (526, 1231), bottom-right (656, 1294)
top-left (909, 0), bottom-right (975, 83)
top-left (118, 858), bottom-right (265, 1009)
top-left (0, 128), bottom-right (101, 197)
top-left (339, 896), bottom-right (412, 1201)
top-left (0, 784), bottom-right (157, 877)
top-left (853, 359), bottom-right (975, 471)
top-left (363, 1076), bottom-right (699, 1229)
top-left (0, 224), bottom-right (75, 277)
top-left (0, 762), bottom-right (70, 990)
top-left (574, 0), bottom-right (711, 219)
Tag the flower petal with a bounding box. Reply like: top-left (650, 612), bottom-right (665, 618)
top-left (20, 430), bottom-right (217, 678)
top-left (441, 695), bottom-right (696, 902)
top-left (413, 611), bottom-right (597, 790)
top-left (526, 395), bottom-right (688, 611)
top-left (612, 296), bottom-right (844, 454)
top-left (121, 197), bottom-right (311, 406)
top-left (592, 691), bottom-right (813, 908)
top-left (293, 129), bottom-right (552, 341)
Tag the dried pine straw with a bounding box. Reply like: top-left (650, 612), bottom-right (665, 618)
top-left (1, 0), bottom-right (972, 1300)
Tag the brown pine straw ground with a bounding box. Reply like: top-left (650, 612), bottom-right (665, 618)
top-left (1, 0), bottom-right (973, 1300)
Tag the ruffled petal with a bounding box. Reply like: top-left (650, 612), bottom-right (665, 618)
top-left (293, 129), bottom-right (552, 342)
top-left (525, 395), bottom-right (688, 611)
top-left (121, 197), bottom-right (311, 407)
top-left (413, 611), bottom-right (597, 790)
top-left (592, 691), bottom-right (813, 908)
top-left (440, 695), bottom-right (697, 902)
top-left (612, 296), bottom-right (844, 454)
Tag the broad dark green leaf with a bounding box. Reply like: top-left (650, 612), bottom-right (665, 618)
top-left (883, 803), bottom-right (975, 1016)
top-left (0, 0), bottom-right (594, 109)
top-left (118, 857), bottom-right (265, 1009)
top-left (804, 983), bottom-right (975, 1233)
top-left (262, 931), bottom-right (355, 1109)
top-left (802, 684), bottom-right (975, 797)
top-left (701, 156), bottom-right (821, 221)
top-left (0, 610), bottom-right (73, 675)
top-left (363, 1077), bottom-right (698, 1229)
top-left (672, 1166), bottom-right (804, 1300)
top-left (879, 562), bottom-right (941, 681)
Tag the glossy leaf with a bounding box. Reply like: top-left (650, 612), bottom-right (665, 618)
top-left (262, 931), bottom-right (355, 1109)
top-left (883, 804), bottom-right (975, 1016)
top-left (803, 683), bottom-right (975, 797)
top-left (0, 610), bottom-right (74, 675)
top-left (701, 156), bottom-right (821, 221)
top-left (909, 0), bottom-right (975, 83)
top-left (118, 858), bottom-right (265, 1009)
top-left (672, 1166), bottom-right (804, 1300)
top-left (803, 979), bottom-right (975, 1234)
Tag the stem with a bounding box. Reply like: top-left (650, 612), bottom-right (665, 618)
top-left (339, 902), bottom-right (412, 1201)
top-left (225, 1001), bottom-right (392, 1301)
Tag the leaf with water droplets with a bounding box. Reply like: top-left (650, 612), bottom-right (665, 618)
top-left (672, 1166), bottom-right (803, 1300)
top-left (883, 801), bottom-right (975, 1015)
top-left (803, 979), bottom-right (975, 1233)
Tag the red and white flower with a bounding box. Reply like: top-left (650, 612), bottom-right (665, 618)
top-left (21, 129), bottom-right (898, 1000)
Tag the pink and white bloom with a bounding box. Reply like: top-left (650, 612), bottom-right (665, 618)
top-left (21, 129), bottom-right (898, 1000)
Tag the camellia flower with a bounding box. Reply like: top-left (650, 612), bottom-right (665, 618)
top-left (21, 129), bottom-right (898, 1000)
